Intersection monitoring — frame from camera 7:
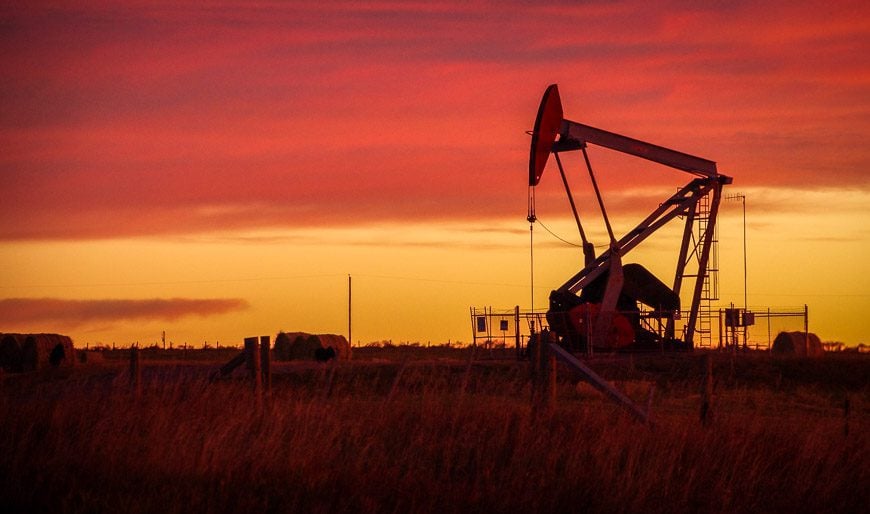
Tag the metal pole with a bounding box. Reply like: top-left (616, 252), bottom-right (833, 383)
top-left (528, 185), bottom-right (536, 318)
top-left (742, 195), bottom-right (747, 349)
top-left (581, 146), bottom-right (616, 244)
top-left (726, 193), bottom-right (748, 348)
top-left (742, 196), bottom-right (747, 314)
top-left (530, 222), bottom-right (534, 315)
top-left (469, 307), bottom-right (474, 347)
top-left (554, 152), bottom-right (592, 258)
top-left (487, 307), bottom-right (493, 348)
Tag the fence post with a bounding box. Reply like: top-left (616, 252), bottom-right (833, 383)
top-left (804, 304), bottom-right (810, 356)
top-left (531, 330), bottom-right (555, 411)
top-left (530, 330), bottom-right (541, 401)
top-left (515, 305), bottom-right (521, 360)
top-left (646, 384), bottom-right (656, 422)
top-left (700, 354), bottom-right (713, 427)
top-left (543, 339), bottom-right (556, 407)
top-left (260, 335), bottom-right (271, 393)
top-left (129, 345), bottom-right (141, 397)
top-left (843, 393), bottom-right (851, 437)
top-left (244, 337), bottom-right (261, 393)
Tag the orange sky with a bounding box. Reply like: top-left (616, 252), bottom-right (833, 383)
top-left (1, 1), bottom-right (868, 347)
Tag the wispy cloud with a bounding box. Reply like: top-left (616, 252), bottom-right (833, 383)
top-left (0, 297), bottom-right (249, 328)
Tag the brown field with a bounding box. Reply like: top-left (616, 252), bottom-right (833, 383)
top-left (1, 348), bottom-right (867, 513)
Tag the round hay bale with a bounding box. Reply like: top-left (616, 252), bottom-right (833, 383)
top-left (0, 334), bottom-right (24, 373)
top-left (21, 336), bottom-right (38, 371)
top-left (276, 332), bottom-right (353, 361)
top-left (273, 332), bottom-right (293, 361)
top-left (49, 343), bottom-right (66, 366)
top-left (21, 334), bottom-right (76, 370)
top-left (772, 331), bottom-right (824, 358)
top-left (317, 334), bottom-right (352, 360)
top-left (303, 335), bottom-right (323, 360)
top-left (283, 334), bottom-right (319, 360)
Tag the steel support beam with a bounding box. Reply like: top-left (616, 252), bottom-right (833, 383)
top-left (548, 343), bottom-right (648, 423)
top-left (667, 204), bottom-right (696, 339)
top-left (558, 179), bottom-right (715, 294)
top-left (560, 119), bottom-right (718, 177)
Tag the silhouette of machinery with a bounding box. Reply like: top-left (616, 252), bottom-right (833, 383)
top-left (528, 85), bottom-right (731, 351)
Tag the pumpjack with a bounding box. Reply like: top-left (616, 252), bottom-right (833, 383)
top-left (528, 85), bottom-right (731, 352)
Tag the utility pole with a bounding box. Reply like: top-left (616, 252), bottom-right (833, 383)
top-left (726, 193), bottom-right (747, 348)
top-left (348, 274), bottom-right (352, 347)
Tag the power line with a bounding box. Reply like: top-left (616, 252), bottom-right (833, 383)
top-left (0, 272), bottom-right (542, 291)
top-left (536, 219), bottom-right (582, 247)
top-left (352, 273), bottom-right (529, 289)
top-left (536, 218), bottom-right (608, 249)
top-left (0, 273), bottom-right (346, 290)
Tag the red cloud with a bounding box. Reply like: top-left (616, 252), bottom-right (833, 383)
top-left (1, 1), bottom-right (867, 241)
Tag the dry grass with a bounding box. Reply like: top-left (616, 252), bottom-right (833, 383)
top-left (0, 353), bottom-right (867, 513)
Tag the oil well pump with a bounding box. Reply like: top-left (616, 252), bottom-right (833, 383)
top-left (528, 84), bottom-right (731, 352)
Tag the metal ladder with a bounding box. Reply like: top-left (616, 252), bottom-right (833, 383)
top-left (694, 191), bottom-right (719, 348)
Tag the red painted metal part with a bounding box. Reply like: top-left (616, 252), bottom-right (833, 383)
top-left (529, 84), bottom-right (563, 186)
top-left (567, 303), bottom-right (634, 349)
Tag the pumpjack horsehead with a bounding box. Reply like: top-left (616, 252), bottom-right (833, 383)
top-left (528, 84), bottom-right (731, 352)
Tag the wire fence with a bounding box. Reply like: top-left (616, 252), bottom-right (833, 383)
top-left (470, 304), bottom-right (810, 355)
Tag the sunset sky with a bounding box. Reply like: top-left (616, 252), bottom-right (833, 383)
top-left (2, 1), bottom-right (868, 348)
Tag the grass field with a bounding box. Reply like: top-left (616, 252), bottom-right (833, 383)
top-left (1, 349), bottom-right (867, 513)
